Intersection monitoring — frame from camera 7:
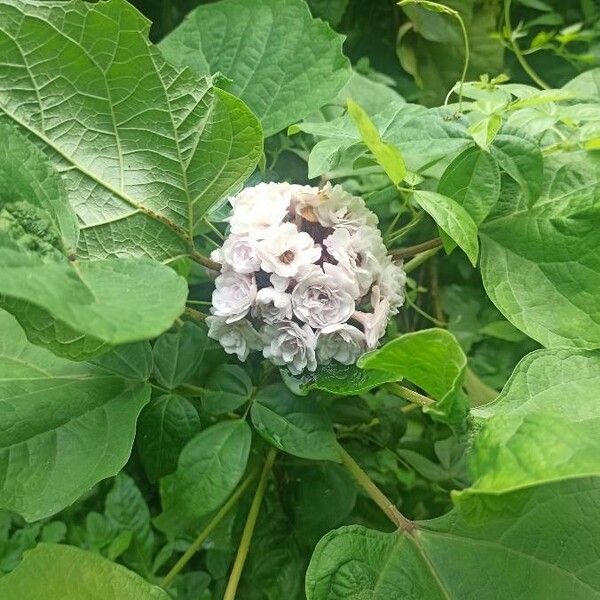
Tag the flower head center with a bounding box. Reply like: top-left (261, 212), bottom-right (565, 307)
top-left (279, 249), bottom-right (295, 264)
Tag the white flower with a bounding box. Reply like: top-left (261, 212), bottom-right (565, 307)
top-left (291, 264), bottom-right (356, 328)
top-left (352, 286), bottom-right (390, 349)
top-left (324, 226), bottom-right (387, 295)
top-left (252, 287), bottom-right (292, 323)
top-left (317, 324), bottom-right (367, 365)
top-left (210, 234), bottom-right (259, 274)
top-left (262, 321), bottom-right (317, 375)
top-left (211, 272), bottom-right (256, 323)
top-left (229, 182), bottom-right (291, 239)
top-left (270, 273), bottom-right (290, 292)
top-left (313, 184), bottom-right (378, 230)
top-left (257, 222), bottom-right (321, 278)
top-left (206, 316), bottom-right (262, 361)
top-left (377, 260), bottom-right (407, 314)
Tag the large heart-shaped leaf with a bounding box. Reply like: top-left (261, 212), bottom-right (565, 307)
top-left (0, 0), bottom-right (262, 261)
top-left (0, 543), bottom-right (169, 599)
top-left (459, 348), bottom-right (600, 498)
top-left (160, 0), bottom-right (351, 136)
top-left (0, 310), bottom-right (151, 521)
top-left (480, 150), bottom-right (600, 348)
top-left (306, 477), bottom-right (600, 599)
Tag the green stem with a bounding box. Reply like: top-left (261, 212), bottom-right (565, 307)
top-left (403, 246), bottom-right (442, 274)
top-left (388, 383), bottom-right (435, 408)
top-left (223, 449), bottom-right (277, 600)
top-left (339, 446), bottom-right (415, 533)
top-left (182, 306), bottom-right (208, 322)
top-left (391, 237), bottom-right (442, 260)
top-left (190, 250), bottom-right (221, 272)
top-left (160, 471), bottom-right (257, 589)
top-left (504, 0), bottom-right (550, 89)
top-left (176, 382), bottom-right (208, 396)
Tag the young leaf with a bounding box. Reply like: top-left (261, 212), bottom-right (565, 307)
top-left (159, 0), bottom-right (351, 136)
top-left (459, 348), bottom-right (600, 498)
top-left (0, 248), bottom-right (188, 359)
top-left (412, 190), bottom-right (479, 265)
top-left (251, 384), bottom-right (341, 462)
top-left (201, 364), bottom-right (254, 414)
top-left (0, 310), bottom-right (151, 522)
top-left (306, 478), bottom-right (600, 599)
top-left (0, 543), bottom-right (169, 599)
top-left (155, 420), bottom-right (252, 535)
top-left (358, 329), bottom-right (468, 427)
top-left (347, 99), bottom-right (406, 185)
top-left (437, 145), bottom-right (501, 225)
top-left (152, 322), bottom-right (208, 390)
top-left (105, 474), bottom-right (155, 577)
top-left (0, 0), bottom-right (262, 261)
top-left (480, 151), bottom-right (600, 349)
top-left (136, 393), bottom-right (201, 482)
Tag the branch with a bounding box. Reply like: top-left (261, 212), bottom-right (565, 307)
top-left (183, 306), bottom-right (207, 322)
top-left (388, 383), bottom-right (435, 408)
top-left (391, 237), bottom-right (442, 260)
top-left (190, 250), bottom-right (221, 272)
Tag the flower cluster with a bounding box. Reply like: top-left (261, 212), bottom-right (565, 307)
top-left (206, 182), bottom-right (406, 375)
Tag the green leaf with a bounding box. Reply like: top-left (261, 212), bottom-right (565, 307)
top-left (0, 543), bottom-right (169, 599)
top-left (480, 151), bottom-right (600, 348)
top-left (301, 362), bottom-right (399, 396)
top-left (0, 247), bottom-right (188, 359)
top-left (438, 145), bottom-right (500, 224)
top-left (458, 348), bottom-right (600, 498)
top-left (201, 365), bottom-right (253, 414)
top-left (347, 99), bottom-right (406, 185)
top-left (412, 190), bottom-right (479, 265)
top-left (159, 0), bottom-right (351, 136)
top-left (155, 420), bottom-right (251, 535)
top-left (358, 329), bottom-right (468, 427)
top-left (90, 342), bottom-right (153, 381)
top-left (251, 384), bottom-right (341, 462)
top-left (0, 123), bottom-right (78, 255)
top-left (136, 393), bottom-right (201, 482)
top-left (306, 478), bottom-right (600, 599)
top-left (152, 322), bottom-right (208, 390)
top-left (0, 0), bottom-right (262, 261)
top-left (0, 310), bottom-right (150, 521)
top-left (105, 474), bottom-right (154, 576)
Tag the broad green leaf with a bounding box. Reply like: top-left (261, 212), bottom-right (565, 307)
top-left (306, 478), bottom-right (600, 599)
top-left (347, 99), bottom-right (406, 185)
top-left (358, 329), bottom-right (468, 427)
top-left (306, 0), bottom-right (349, 26)
top-left (480, 150), bottom-right (600, 348)
top-left (152, 322), bottom-right (208, 389)
top-left (412, 190), bottom-right (479, 265)
top-left (159, 0), bottom-right (351, 136)
top-left (0, 310), bottom-right (150, 521)
top-left (201, 365), bottom-right (253, 414)
top-left (0, 123), bottom-right (77, 254)
top-left (90, 342), bottom-right (153, 381)
top-left (251, 384), bottom-right (341, 462)
top-left (0, 543), bottom-right (169, 599)
top-left (301, 363), bottom-right (399, 396)
top-left (438, 145), bottom-right (500, 224)
top-left (0, 0), bottom-right (262, 261)
top-left (105, 474), bottom-right (154, 576)
top-left (0, 246), bottom-right (188, 359)
top-left (156, 419), bottom-right (251, 535)
top-left (136, 393), bottom-right (201, 482)
top-left (563, 67), bottom-right (600, 98)
top-left (458, 348), bottom-right (600, 498)
top-left (489, 133), bottom-right (544, 203)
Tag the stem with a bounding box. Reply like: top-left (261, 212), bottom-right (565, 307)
top-left (339, 446), bottom-right (415, 533)
top-left (388, 383), bottom-right (435, 408)
top-left (190, 250), bottom-right (221, 272)
top-left (160, 471), bottom-right (257, 589)
top-left (183, 306), bottom-right (207, 322)
top-left (504, 0), bottom-right (550, 89)
top-left (391, 237), bottom-right (442, 260)
top-left (223, 449), bottom-right (277, 600)
top-left (176, 382), bottom-right (208, 396)
top-left (403, 246), bottom-right (442, 274)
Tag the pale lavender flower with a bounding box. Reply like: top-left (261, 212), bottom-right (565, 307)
top-left (317, 324), bottom-right (367, 365)
top-left (206, 316), bottom-right (262, 361)
top-left (211, 271), bottom-right (256, 323)
top-left (262, 321), bottom-right (317, 375)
